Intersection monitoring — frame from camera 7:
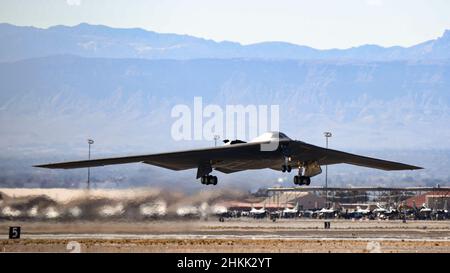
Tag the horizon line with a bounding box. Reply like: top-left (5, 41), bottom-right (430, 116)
top-left (1, 21), bottom-right (449, 51)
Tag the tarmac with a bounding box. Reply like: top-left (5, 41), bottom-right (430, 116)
top-left (1, 219), bottom-right (449, 252)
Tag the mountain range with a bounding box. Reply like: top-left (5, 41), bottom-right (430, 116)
top-left (1, 23), bottom-right (450, 61)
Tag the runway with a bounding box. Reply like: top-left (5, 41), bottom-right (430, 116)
top-left (1, 219), bottom-right (450, 252)
top-left (3, 233), bottom-right (449, 242)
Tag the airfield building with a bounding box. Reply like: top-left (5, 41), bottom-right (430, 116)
top-left (264, 191), bottom-right (326, 210)
top-left (405, 191), bottom-right (450, 209)
top-left (220, 192), bottom-right (325, 211)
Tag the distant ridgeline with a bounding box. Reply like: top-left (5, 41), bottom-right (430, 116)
top-left (1, 23), bottom-right (450, 61)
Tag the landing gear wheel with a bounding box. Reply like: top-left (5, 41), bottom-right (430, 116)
top-left (293, 175), bottom-right (311, 186)
top-left (200, 175), bottom-right (218, 185)
top-left (305, 177), bottom-right (311, 186)
top-left (282, 165), bottom-right (292, 173)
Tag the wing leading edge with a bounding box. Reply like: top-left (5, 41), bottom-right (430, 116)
top-left (33, 141), bottom-right (265, 170)
top-left (290, 141), bottom-right (422, 171)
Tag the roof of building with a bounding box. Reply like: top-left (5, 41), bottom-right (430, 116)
top-left (218, 191), bottom-right (325, 210)
top-left (405, 191), bottom-right (450, 207)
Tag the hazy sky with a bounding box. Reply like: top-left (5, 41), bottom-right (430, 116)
top-left (1, 0), bottom-right (450, 49)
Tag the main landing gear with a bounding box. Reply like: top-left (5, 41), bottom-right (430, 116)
top-left (280, 156), bottom-right (311, 185)
top-left (293, 175), bottom-right (310, 186)
top-left (201, 175), bottom-right (217, 185)
top-left (293, 166), bottom-right (311, 186)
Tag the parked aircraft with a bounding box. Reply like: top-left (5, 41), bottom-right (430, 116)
top-left (250, 206), bottom-right (267, 219)
top-left (282, 202), bottom-right (299, 218)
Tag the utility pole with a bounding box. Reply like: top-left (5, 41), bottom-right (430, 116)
top-left (324, 132), bottom-right (332, 208)
top-left (87, 139), bottom-right (94, 189)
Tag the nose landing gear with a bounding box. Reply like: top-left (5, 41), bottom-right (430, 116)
top-left (281, 165), bottom-right (292, 173)
top-left (281, 155), bottom-right (292, 173)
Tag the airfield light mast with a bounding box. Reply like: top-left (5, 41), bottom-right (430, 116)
top-left (214, 135), bottom-right (220, 147)
top-left (87, 139), bottom-right (94, 189)
top-left (324, 132), bottom-right (332, 207)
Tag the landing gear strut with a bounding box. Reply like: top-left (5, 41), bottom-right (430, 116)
top-left (201, 175), bottom-right (218, 185)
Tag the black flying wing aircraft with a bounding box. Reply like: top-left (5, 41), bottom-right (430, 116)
top-left (34, 132), bottom-right (422, 186)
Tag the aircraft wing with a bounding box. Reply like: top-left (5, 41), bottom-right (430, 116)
top-left (34, 142), bottom-right (265, 171)
top-left (290, 141), bottom-right (422, 171)
top-left (34, 139), bottom-right (422, 174)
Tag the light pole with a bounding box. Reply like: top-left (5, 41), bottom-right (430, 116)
top-left (87, 139), bottom-right (94, 189)
top-left (324, 132), bottom-right (332, 207)
top-left (214, 135), bottom-right (220, 147)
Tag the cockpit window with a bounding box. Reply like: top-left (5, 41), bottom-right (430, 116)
top-left (249, 132), bottom-right (291, 143)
